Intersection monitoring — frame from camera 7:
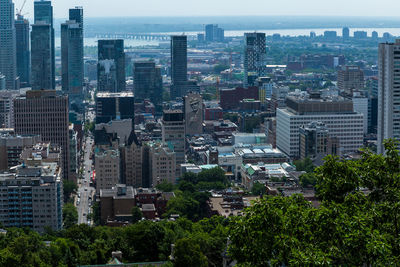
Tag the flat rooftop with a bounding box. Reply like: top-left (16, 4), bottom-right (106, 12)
top-left (96, 92), bottom-right (134, 98)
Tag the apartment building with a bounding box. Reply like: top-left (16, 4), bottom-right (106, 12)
top-left (0, 163), bottom-right (63, 232)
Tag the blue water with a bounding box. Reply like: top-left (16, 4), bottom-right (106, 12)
top-left (55, 27), bottom-right (400, 47)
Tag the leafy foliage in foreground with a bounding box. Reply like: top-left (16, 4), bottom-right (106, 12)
top-left (4, 140), bottom-right (400, 266)
top-left (229, 140), bottom-right (400, 266)
top-left (0, 217), bottom-right (228, 266)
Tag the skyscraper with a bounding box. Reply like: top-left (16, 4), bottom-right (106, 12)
top-left (15, 14), bottom-right (30, 87)
top-left (162, 110), bottom-right (185, 180)
top-left (205, 24), bottom-right (224, 42)
top-left (170, 35), bottom-right (188, 99)
top-left (61, 8), bottom-right (84, 100)
top-left (244, 32), bottom-right (266, 87)
top-left (342, 27), bottom-right (350, 40)
top-left (31, 23), bottom-right (52, 90)
top-left (0, 0), bottom-right (17, 89)
top-left (377, 40), bottom-right (400, 154)
top-left (95, 92), bottom-right (134, 124)
top-left (69, 6), bottom-right (83, 27)
top-left (97, 39), bottom-right (126, 92)
top-left (34, 0), bottom-right (55, 89)
top-left (205, 24), bottom-right (215, 42)
top-left (14, 90), bottom-right (70, 181)
top-left (133, 61), bottom-right (163, 109)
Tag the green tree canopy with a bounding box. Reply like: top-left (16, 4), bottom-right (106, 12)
top-left (156, 181), bottom-right (176, 192)
top-left (251, 182), bottom-right (266, 196)
top-left (173, 238), bottom-right (208, 267)
top-left (299, 172), bottom-right (317, 188)
top-left (293, 157), bottom-right (315, 173)
top-left (131, 206), bottom-right (143, 223)
top-left (63, 180), bottom-right (77, 203)
top-left (63, 203), bottom-right (78, 229)
top-left (228, 139), bottom-right (400, 266)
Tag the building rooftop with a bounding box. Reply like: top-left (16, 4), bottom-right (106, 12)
top-left (134, 188), bottom-right (160, 195)
top-left (96, 91), bottom-right (134, 98)
top-left (100, 185), bottom-right (135, 199)
top-left (142, 204), bottom-right (156, 211)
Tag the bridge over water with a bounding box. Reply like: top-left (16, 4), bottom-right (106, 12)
top-left (94, 33), bottom-right (196, 41)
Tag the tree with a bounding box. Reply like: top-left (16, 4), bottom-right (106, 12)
top-left (223, 113), bottom-right (239, 124)
top-left (63, 203), bottom-right (78, 229)
top-left (84, 120), bottom-right (95, 134)
top-left (197, 167), bottom-right (227, 184)
top-left (87, 202), bottom-right (101, 226)
top-left (165, 195), bottom-right (198, 219)
top-left (131, 206), bottom-right (143, 223)
top-left (173, 238), bottom-right (208, 267)
top-left (181, 167), bottom-right (228, 190)
top-left (293, 157), bottom-right (315, 173)
top-left (63, 180), bottom-right (77, 203)
top-left (156, 181), bottom-right (175, 192)
top-left (178, 181), bottom-right (196, 193)
top-left (244, 116), bottom-right (261, 133)
top-left (251, 182), bottom-right (266, 196)
top-left (228, 139), bottom-right (400, 266)
top-left (299, 173), bottom-right (317, 188)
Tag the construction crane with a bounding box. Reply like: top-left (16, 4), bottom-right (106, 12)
top-left (16, 0), bottom-right (27, 17)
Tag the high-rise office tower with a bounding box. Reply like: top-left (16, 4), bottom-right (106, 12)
top-left (69, 6), bottom-right (83, 27)
top-left (31, 23), bottom-right (52, 90)
top-left (95, 92), bottom-right (134, 124)
top-left (276, 93), bottom-right (364, 158)
top-left (97, 39), bottom-right (126, 92)
top-left (170, 35), bottom-right (188, 99)
top-left (15, 14), bottom-right (30, 87)
top-left (14, 90), bottom-right (70, 181)
top-left (205, 24), bottom-right (224, 42)
top-left (133, 61), bottom-right (163, 109)
top-left (244, 32), bottom-right (266, 87)
top-left (377, 40), bottom-right (400, 154)
top-left (61, 17), bottom-right (84, 99)
top-left (162, 110), bottom-right (185, 180)
top-left (205, 24), bottom-right (214, 42)
top-left (0, 0), bottom-right (17, 89)
top-left (34, 0), bottom-right (55, 89)
top-left (342, 27), bottom-right (350, 40)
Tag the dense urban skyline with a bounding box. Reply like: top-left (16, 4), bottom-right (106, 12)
top-left (2, 0), bottom-right (400, 265)
top-left (13, 0), bottom-right (400, 18)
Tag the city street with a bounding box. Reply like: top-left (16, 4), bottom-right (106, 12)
top-left (76, 108), bottom-right (96, 225)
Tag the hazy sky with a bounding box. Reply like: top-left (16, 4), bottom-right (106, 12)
top-left (13, 0), bottom-right (400, 18)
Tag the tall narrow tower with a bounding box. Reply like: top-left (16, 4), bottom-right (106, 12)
top-left (31, 22), bottom-right (52, 90)
top-left (377, 39), bottom-right (400, 154)
top-left (15, 14), bottom-right (30, 87)
top-left (0, 0), bottom-right (17, 89)
top-left (34, 0), bottom-right (55, 89)
top-left (170, 35), bottom-right (188, 99)
top-left (244, 32), bottom-right (266, 87)
top-left (97, 39), bottom-right (126, 92)
top-left (61, 7), bottom-right (84, 100)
